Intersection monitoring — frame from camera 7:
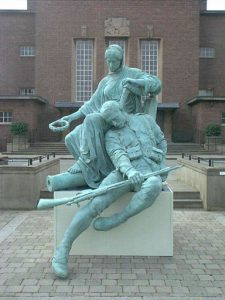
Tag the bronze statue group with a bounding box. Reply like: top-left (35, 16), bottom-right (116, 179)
top-left (42, 45), bottom-right (169, 278)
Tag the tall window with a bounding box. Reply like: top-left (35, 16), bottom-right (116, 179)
top-left (140, 40), bottom-right (158, 76)
top-left (0, 111), bottom-right (12, 124)
top-left (20, 46), bottom-right (35, 57)
top-left (75, 39), bottom-right (93, 102)
top-left (108, 39), bottom-right (126, 64)
top-left (199, 47), bottom-right (215, 58)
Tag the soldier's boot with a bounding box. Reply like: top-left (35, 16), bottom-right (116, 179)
top-left (52, 244), bottom-right (71, 278)
top-left (52, 205), bottom-right (95, 278)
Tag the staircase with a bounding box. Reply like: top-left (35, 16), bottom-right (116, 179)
top-left (167, 180), bottom-right (203, 209)
top-left (167, 143), bottom-right (207, 155)
top-left (6, 142), bottom-right (210, 156)
top-left (6, 142), bottom-right (70, 156)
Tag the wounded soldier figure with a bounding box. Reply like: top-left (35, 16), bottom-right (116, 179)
top-left (51, 101), bottom-right (167, 278)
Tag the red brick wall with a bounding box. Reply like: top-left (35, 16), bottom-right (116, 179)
top-left (0, 100), bottom-right (44, 151)
top-left (200, 13), bottom-right (225, 96)
top-left (191, 102), bottom-right (225, 143)
top-left (0, 1), bottom-right (206, 143)
top-left (0, 11), bottom-right (35, 95)
top-left (29, 0), bottom-right (200, 141)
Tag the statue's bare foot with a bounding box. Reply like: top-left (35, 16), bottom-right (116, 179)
top-left (67, 162), bottom-right (81, 174)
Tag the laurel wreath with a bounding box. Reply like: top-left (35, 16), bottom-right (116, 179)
top-left (49, 120), bottom-right (69, 132)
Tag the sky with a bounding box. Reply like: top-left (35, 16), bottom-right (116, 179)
top-left (0, 0), bottom-right (225, 10)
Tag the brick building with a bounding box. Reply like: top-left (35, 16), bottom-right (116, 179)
top-left (0, 0), bottom-right (225, 151)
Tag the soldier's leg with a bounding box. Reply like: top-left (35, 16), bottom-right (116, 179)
top-left (52, 171), bottom-right (129, 278)
top-left (94, 175), bottom-right (162, 231)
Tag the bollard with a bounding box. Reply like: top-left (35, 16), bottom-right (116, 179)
top-left (198, 157), bottom-right (200, 163)
top-left (189, 155), bottom-right (191, 160)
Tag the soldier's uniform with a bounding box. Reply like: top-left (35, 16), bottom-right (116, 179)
top-left (91, 113), bottom-right (167, 231)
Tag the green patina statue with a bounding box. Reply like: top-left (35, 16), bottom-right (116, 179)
top-left (44, 45), bottom-right (167, 279)
top-left (49, 101), bottom-right (167, 278)
top-left (49, 44), bottom-right (161, 189)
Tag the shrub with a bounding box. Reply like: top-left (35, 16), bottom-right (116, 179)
top-left (204, 123), bottom-right (221, 137)
top-left (10, 122), bottom-right (29, 136)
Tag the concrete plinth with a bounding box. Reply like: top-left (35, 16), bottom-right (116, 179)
top-left (0, 158), bottom-right (60, 209)
top-left (54, 187), bottom-right (173, 256)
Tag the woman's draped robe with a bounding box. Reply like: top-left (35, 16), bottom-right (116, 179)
top-left (66, 66), bottom-right (161, 188)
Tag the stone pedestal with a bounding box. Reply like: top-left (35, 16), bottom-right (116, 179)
top-left (54, 187), bottom-right (173, 256)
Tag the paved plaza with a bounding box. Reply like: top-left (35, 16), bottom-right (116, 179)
top-left (1, 208), bottom-right (225, 299)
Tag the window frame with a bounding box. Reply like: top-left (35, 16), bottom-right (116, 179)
top-left (20, 46), bottom-right (35, 57)
top-left (198, 89), bottom-right (214, 97)
top-left (140, 39), bottom-right (159, 76)
top-left (74, 39), bottom-right (94, 102)
top-left (222, 112), bottom-right (225, 125)
top-left (0, 111), bottom-right (13, 124)
top-left (199, 47), bottom-right (215, 58)
top-left (19, 88), bottom-right (36, 96)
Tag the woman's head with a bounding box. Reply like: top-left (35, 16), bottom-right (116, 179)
top-left (105, 44), bottom-right (124, 72)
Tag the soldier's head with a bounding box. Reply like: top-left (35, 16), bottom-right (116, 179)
top-left (101, 101), bottom-right (127, 129)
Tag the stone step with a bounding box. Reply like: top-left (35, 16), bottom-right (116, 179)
top-left (167, 179), bottom-right (203, 208)
top-left (174, 199), bottom-right (203, 209)
top-left (167, 143), bottom-right (208, 155)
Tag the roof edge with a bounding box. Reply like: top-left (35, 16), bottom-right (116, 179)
top-left (0, 96), bottom-right (48, 104)
top-left (187, 96), bottom-right (225, 105)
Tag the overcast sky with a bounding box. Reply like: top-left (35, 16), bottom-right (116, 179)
top-left (0, 0), bottom-right (225, 10)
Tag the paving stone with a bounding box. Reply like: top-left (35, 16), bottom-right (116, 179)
top-left (102, 279), bottom-right (117, 285)
top-left (122, 285), bottom-right (139, 293)
top-left (149, 279), bottom-right (165, 286)
top-left (22, 285), bottom-right (40, 292)
top-left (89, 285), bottom-right (106, 292)
top-left (139, 286), bottom-right (155, 293)
top-left (55, 285), bottom-right (73, 293)
top-left (155, 286), bottom-right (172, 293)
top-left (1, 207), bottom-right (225, 298)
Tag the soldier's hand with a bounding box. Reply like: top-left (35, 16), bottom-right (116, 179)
top-left (126, 169), bottom-right (144, 186)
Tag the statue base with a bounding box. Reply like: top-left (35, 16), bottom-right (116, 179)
top-left (54, 187), bottom-right (173, 256)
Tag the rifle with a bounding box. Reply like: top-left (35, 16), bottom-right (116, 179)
top-left (37, 165), bottom-right (182, 210)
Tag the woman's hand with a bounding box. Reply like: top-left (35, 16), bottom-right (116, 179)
top-left (122, 78), bottom-right (137, 87)
top-left (61, 115), bottom-right (72, 123)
